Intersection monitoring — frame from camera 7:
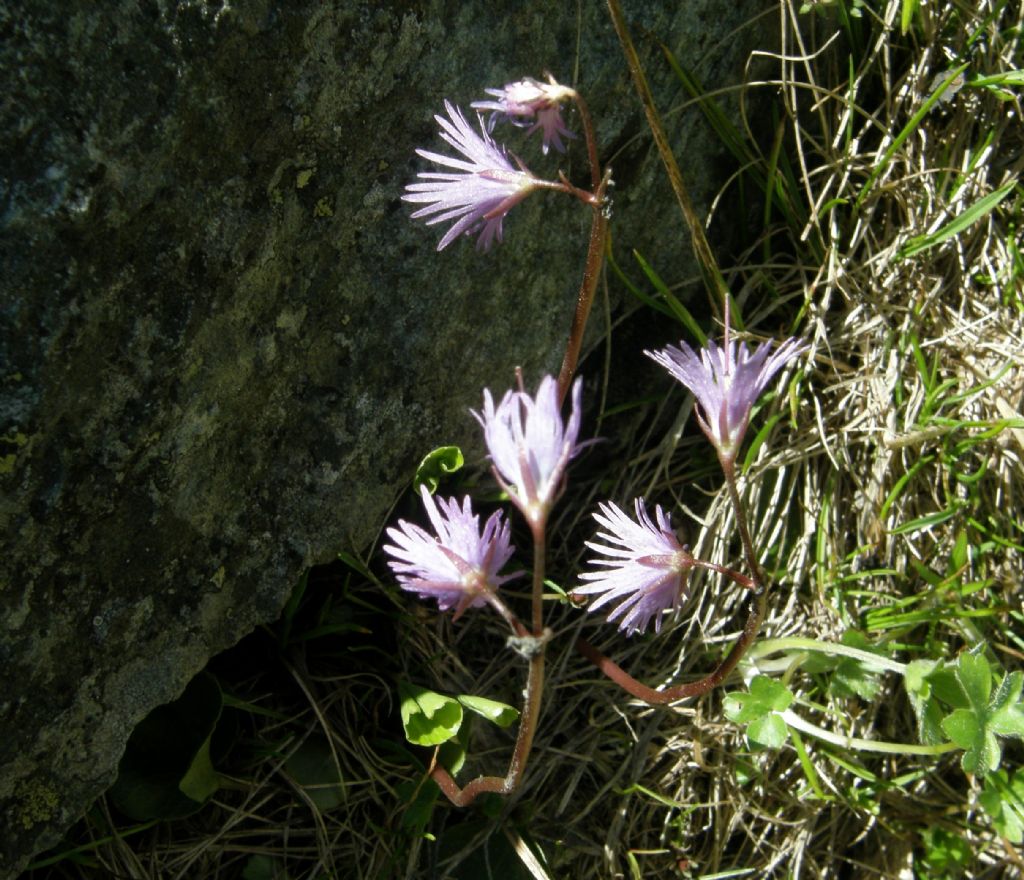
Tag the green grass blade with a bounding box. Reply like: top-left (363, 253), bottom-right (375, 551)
top-left (897, 180), bottom-right (1018, 260)
top-left (632, 250), bottom-right (707, 345)
top-left (855, 64), bottom-right (970, 210)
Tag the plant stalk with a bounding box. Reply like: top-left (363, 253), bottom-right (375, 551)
top-left (429, 521), bottom-right (549, 805)
top-left (577, 587), bottom-right (766, 704)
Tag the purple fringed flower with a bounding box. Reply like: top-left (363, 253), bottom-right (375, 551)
top-left (573, 499), bottom-right (694, 636)
top-left (472, 77), bottom-right (576, 155)
top-left (646, 327), bottom-right (807, 464)
top-left (473, 375), bottom-right (584, 528)
top-left (383, 485), bottom-right (519, 618)
top-left (403, 100), bottom-right (541, 251)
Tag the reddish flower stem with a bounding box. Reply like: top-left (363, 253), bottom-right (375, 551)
top-left (556, 87), bottom-right (610, 406)
top-left (429, 522), bottom-right (549, 806)
top-left (577, 586), bottom-right (766, 704)
top-left (720, 458), bottom-right (765, 591)
top-left (577, 460), bottom-right (770, 705)
top-left (557, 178), bottom-right (609, 405)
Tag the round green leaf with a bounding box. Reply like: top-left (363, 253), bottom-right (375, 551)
top-left (286, 736), bottom-right (346, 811)
top-left (956, 652), bottom-right (992, 710)
top-left (398, 681), bottom-right (463, 746)
top-left (747, 714), bottom-right (789, 749)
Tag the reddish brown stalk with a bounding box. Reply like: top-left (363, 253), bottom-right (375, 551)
top-left (430, 647), bottom-right (545, 805)
top-left (721, 457), bottom-right (766, 590)
top-left (428, 522), bottom-right (549, 806)
top-left (577, 587), bottom-right (767, 704)
top-left (556, 85), bottom-right (610, 406)
top-left (693, 559), bottom-right (756, 592)
top-left (557, 187), bottom-right (609, 405)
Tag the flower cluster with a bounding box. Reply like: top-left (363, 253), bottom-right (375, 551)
top-left (403, 77), bottom-right (576, 250)
top-left (384, 374), bottom-right (582, 619)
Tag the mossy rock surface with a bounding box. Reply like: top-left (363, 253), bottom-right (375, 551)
top-left (0, 0), bottom-right (771, 874)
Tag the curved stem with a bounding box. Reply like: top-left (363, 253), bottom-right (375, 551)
top-left (692, 559), bottom-right (756, 592)
top-left (721, 458), bottom-right (765, 590)
top-left (429, 522), bottom-right (549, 806)
top-left (571, 90), bottom-right (602, 192)
top-left (530, 175), bottom-right (601, 206)
top-left (555, 82), bottom-right (609, 406)
top-left (485, 592), bottom-right (529, 638)
top-left (430, 647), bottom-right (546, 805)
top-left (577, 588), bottom-right (767, 704)
top-left (780, 709), bottom-right (958, 756)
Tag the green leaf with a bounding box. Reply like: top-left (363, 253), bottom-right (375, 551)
top-left (285, 736), bottom-right (346, 812)
top-left (941, 708), bottom-right (982, 750)
top-left (949, 529), bottom-right (969, 573)
top-left (990, 669), bottom-right (1023, 713)
top-left (413, 446), bottom-right (464, 493)
top-left (110, 672), bottom-right (223, 820)
top-left (398, 681), bottom-right (463, 746)
top-left (178, 734), bottom-right (220, 804)
top-left (725, 677), bottom-right (794, 749)
top-left (918, 827), bottom-right (972, 876)
top-left (631, 250), bottom-right (707, 345)
top-left (990, 672), bottom-right (1024, 737)
top-left (439, 725), bottom-right (470, 777)
top-left (980, 770), bottom-right (1024, 844)
top-left (747, 714), bottom-right (790, 749)
top-left (897, 179), bottom-right (1017, 260)
top-left (241, 854), bottom-right (283, 880)
top-left (942, 709), bottom-right (1001, 775)
top-left (955, 651), bottom-right (992, 710)
top-left (724, 676), bottom-right (794, 724)
top-left (397, 776), bottom-right (440, 833)
top-left (456, 695), bottom-right (519, 728)
top-left (829, 631), bottom-right (885, 700)
top-left (940, 657), bottom-right (1024, 775)
top-left (904, 659), bottom-right (947, 745)
top-left (900, 0), bottom-right (918, 34)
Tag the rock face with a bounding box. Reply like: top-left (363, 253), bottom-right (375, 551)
top-left (0, 0), bottom-right (770, 874)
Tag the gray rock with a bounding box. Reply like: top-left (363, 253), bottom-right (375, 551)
top-left (0, 0), bottom-right (770, 874)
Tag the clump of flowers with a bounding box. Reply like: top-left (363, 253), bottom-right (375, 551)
top-left (403, 75), bottom-right (600, 253)
top-left (387, 73), bottom-right (809, 809)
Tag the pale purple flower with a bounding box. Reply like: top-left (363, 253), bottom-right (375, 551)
top-left (383, 485), bottom-right (519, 618)
top-left (403, 100), bottom-right (541, 251)
top-left (472, 77), bottom-right (577, 155)
top-left (646, 329), bottom-right (806, 463)
top-left (573, 499), bottom-right (694, 636)
top-left (473, 375), bottom-right (584, 527)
